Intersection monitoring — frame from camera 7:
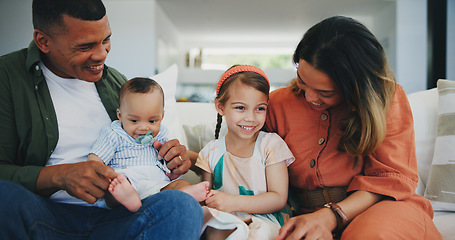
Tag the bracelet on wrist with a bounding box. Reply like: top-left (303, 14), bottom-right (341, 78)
top-left (324, 202), bottom-right (349, 238)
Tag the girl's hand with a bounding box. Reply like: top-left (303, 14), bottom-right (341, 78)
top-left (205, 190), bottom-right (237, 212)
top-left (276, 208), bottom-right (336, 240)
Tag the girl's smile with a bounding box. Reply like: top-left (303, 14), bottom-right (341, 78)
top-left (216, 80), bottom-right (268, 143)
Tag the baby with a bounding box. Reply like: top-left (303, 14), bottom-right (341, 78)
top-left (88, 77), bottom-right (208, 212)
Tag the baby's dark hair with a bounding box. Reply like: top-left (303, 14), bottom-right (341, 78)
top-left (214, 65), bottom-right (270, 139)
top-left (119, 77), bottom-right (164, 107)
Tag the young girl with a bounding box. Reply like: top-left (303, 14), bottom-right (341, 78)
top-left (195, 65), bottom-right (295, 240)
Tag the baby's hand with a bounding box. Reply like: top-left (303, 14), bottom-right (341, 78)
top-left (205, 190), bottom-right (236, 212)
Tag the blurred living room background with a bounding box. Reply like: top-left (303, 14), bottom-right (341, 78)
top-left (1, 0), bottom-right (453, 102)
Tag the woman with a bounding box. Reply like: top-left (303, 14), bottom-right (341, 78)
top-left (267, 16), bottom-right (441, 240)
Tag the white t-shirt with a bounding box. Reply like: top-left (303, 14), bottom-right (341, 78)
top-left (40, 62), bottom-right (112, 206)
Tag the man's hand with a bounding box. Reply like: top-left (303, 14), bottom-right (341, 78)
top-left (36, 161), bottom-right (118, 204)
top-left (154, 139), bottom-right (191, 180)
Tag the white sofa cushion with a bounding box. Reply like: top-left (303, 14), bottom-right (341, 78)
top-left (424, 79), bottom-right (455, 211)
top-left (150, 64), bottom-right (188, 146)
top-left (407, 88), bottom-right (439, 195)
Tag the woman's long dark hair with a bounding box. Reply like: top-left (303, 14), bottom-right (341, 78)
top-left (292, 16), bottom-right (396, 156)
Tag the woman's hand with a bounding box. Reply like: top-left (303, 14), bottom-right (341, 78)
top-left (154, 139), bottom-right (191, 180)
top-left (205, 190), bottom-right (237, 212)
top-left (277, 190), bottom-right (383, 240)
top-left (276, 208), bottom-right (336, 240)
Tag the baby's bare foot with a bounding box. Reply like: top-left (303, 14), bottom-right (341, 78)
top-left (180, 181), bottom-right (210, 202)
top-left (109, 174), bottom-right (142, 212)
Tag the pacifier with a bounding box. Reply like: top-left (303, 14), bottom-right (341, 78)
top-left (136, 130), bottom-right (154, 144)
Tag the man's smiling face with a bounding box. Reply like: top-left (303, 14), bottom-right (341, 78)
top-left (42, 14), bottom-right (112, 82)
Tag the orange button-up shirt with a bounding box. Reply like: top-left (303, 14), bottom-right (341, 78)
top-left (265, 85), bottom-right (418, 200)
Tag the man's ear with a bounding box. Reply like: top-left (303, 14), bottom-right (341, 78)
top-left (33, 29), bottom-right (51, 54)
top-left (214, 100), bottom-right (224, 116)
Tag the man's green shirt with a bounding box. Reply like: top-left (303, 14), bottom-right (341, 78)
top-left (0, 42), bottom-right (127, 192)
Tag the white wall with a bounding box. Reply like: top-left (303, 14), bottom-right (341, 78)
top-left (155, 3), bottom-right (182, 73)
top-left (395, 0), bottom-right (427, 93)
top-left (103, 0), bottom-right (157, 79)
top-left (372, 3), bottom-right (397, 75)
top-left (0, 1), bottom-right (34, 55)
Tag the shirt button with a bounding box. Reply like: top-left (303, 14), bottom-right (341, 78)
top-left (318, 137), bottom-right (325, 145)
top-left (310, 159), bottom-right (316, 168)
top-left (320, 113), bottom-right (328, 121)
top-left (35, 65), bottom-right (40, 71)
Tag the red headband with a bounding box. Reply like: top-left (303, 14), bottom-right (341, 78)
top-left (216, 65), bottom-right (270, 96)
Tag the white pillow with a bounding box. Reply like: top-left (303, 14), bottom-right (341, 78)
top-left (407, 88), bottom-right (438, 191)
top-left (424, 79), bottom-right (455, 211)
top-left (150, 64), bottom-right (188, 147)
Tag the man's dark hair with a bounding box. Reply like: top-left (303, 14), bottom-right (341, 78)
top-left (32, 0), bottom-right (106, 33)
